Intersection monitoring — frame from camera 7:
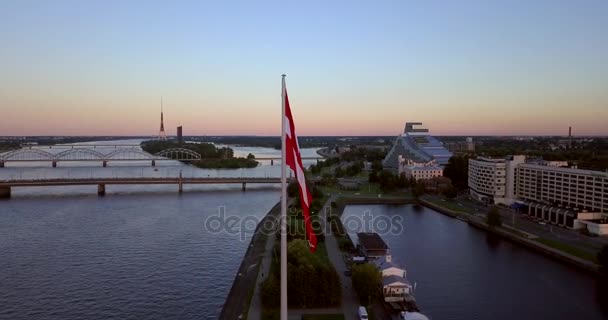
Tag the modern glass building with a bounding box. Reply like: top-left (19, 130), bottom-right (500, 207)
top-left (383, 122), bottom-right (452, 171)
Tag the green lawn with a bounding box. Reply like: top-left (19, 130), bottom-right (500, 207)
top-left (534, 238), bottom-right (598, 263)
top-left (301, 314), bottom-right (345, 320)
top-left (423, 196), bottom-right (471, 214)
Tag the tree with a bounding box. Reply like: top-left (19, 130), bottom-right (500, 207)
top-left (246, 153), bottom-right (255, 159)
top-left (260, 276), bottom-right (280, 307)
top-left (368, 170), bottom-right (379, 183)
top-left (443, 155), bottom-right (470, 191)
top-left (378, 170), bottom-right (397, 192)
top-left (598, 244), bottom-right (608, 276)
top-left (396, 173), bottom-right (409, 188)
top-left (441, 184), bottom-right (458, 199)
top-left (412, 182), bottom-right (426, 198)
top-left (334, 167), bottom-right (344, 178)
top-left (351, 263), bottom-right (382, 305)
top-left (487, 207), bottom-right (502, 228)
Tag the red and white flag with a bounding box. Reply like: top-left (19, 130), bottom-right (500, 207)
top-left (283, 85), bottom-right (317, 252)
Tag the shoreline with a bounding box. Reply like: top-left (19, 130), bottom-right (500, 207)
top-left (223, 195), bottom-right (601, 320)
top-left (419, 198), bottom-right (601, 275)
top-left (219, 201), bottom-right (281, 320)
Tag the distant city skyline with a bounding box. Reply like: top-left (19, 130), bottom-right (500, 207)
top-left (1, 1), bottom-right (607, 136)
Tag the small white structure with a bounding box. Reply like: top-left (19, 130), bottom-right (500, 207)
top-left (382, 266), bottom-right (406, 278)
top-left (383, 275), bottom-right (411, 301)
top-left (374, 256), bottom-right (412, 302)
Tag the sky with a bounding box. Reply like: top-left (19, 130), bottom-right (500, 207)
top-left (0, 0), bottom-right (607, 136)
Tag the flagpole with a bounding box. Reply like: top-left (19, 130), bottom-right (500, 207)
top-left (280, 74), bottom-right (288, 320)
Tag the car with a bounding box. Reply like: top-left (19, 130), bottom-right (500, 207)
top-left (358, 306), bottom-right (368, 320)
top-left (539, 221), bottom-right (546, 225)
top-left (344, 270), bottom-right (352, 277)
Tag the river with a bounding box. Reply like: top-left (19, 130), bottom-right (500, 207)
top-left (342, 204), bottom-right (608, 320)
top-left (0, 139), bottom-right (318, 320)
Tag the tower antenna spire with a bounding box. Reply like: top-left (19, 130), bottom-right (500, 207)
top-left (158, 97), bottom-right (167, 140)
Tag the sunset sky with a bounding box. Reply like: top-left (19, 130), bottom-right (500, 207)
top-left (1, 0), bottom-right (607, 136)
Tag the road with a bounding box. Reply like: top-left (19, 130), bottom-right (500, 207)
top-left (319, 195), bottom-right (361, 320)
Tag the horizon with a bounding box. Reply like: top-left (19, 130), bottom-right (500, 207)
top-left (1, 1), bottom-right (607, 136)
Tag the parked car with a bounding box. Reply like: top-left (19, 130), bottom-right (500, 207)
top-left (358, 306), bottom-right (368, 320)
top-left (344, 270), bottom-right (352, 277)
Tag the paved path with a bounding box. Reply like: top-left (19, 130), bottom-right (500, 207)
top-left (247, 208), bottom-right (279, 320)
top-left (318, 196), bottom-right (361, 320)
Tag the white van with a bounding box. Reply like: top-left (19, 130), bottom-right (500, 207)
top-left (358, 306), bottom-right (368, 320)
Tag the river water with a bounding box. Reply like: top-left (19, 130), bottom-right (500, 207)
top-left (2, 140), bottom-right (607, 319)
top-left (0, 139), bottom-right (318, 320)
top-left (342, 204), bottom-right (608, 320)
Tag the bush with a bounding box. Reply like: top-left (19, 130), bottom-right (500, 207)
top-left (487, 207), bottom-right (502, 228)
top-left (351, 263), bottom-right (382, 305)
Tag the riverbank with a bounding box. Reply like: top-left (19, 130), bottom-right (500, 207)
top-left (419, 197), bottom-right (602, 275)
top-left (219, 201), bottom-right (281, 320)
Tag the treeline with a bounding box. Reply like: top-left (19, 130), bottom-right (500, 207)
top-left (0, 142), bottom-right (20, 152)
top-left (476, 137), bottom-right (608, 171)
top-left (140, 140), bottom-right (258, 169)
top-left (188, 136), bottom-right (394, 150)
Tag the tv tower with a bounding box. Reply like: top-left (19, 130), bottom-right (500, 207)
top-left (158, 97), bottom-right (167, 141)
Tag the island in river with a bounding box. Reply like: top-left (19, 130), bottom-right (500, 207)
top-left (141, 140), bottom-right (259, 169)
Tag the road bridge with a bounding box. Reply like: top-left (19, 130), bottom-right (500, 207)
top-left (0, 176), bottom-right (284, 198)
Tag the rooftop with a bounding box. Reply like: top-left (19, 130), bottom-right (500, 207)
top-left (382, 275), bottom-right (410, 287)
top-left (357, 232), bottom-right (389, 250)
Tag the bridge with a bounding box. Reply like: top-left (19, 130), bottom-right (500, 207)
top-left (0, 146), bottom-right (322, 167)
top-left (0, 176), bottom-right (284, 198)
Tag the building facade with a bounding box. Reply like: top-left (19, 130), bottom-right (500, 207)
top-left (468, 157), bottom-right (508, 204)
top-left (400, 164), bottom-right (444, 181)
top-left (383, 122), bottom-right (452, 172)
top-left (468, 155), bottom-right (608, 234)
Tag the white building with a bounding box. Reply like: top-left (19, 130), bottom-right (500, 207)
top-left (468, 155), bottom-right (608, 235)
top-left (398, 157), bottom-right (443, 181)
top-left (468, 157), bottom-right (508, 204)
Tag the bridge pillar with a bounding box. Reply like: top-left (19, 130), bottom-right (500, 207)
top-left (52, 160), bottom-right (57, 168)
top-left (178, 171), bottom-right (183, 194)
top-left (242, 183), bottom-right (246, 192)
top-left (0, 161), bottom-right (4, 168)
top-left (0, 186), bottom-right (11, 199)
top-left (102, 160), bottom-right (107, 168)
top-left (97, 184), bottom-right (106, 197)
top-left (151, 160), bottom-right (156, 167)
top-left (271, 159), bottom-right (274, 166)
